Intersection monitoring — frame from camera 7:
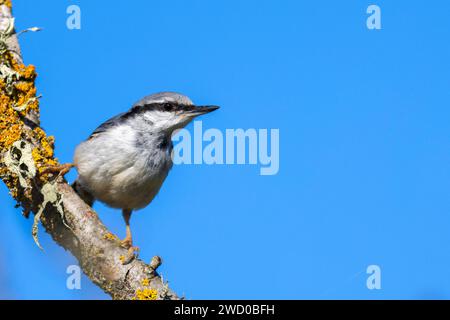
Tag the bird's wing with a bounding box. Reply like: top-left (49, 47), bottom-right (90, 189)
top-left (88, 112), bottom-right (128, 139)
top-left (87, 102), bottom-right (157, 139)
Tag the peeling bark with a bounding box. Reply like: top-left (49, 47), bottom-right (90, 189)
top-left (0, 1), bottom-right (179, 300)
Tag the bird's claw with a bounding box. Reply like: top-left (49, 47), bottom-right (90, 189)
top-left (41, 163), bottom-right (74, 177)
top-left (121, 246), bottom-right (139, 265)
top-left (120, 237), bottom-right (133, 249)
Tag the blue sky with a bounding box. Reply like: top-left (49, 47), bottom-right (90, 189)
top-left (1, 0), bottom-right (449, 299)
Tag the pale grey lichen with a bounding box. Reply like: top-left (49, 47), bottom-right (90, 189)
top-left (3, 140), bottom-right (69, 249)
top-left (0, 64), bottom-right (20, 95)
top-left (158, 274), bottom-right (171, 299)
top-left (12, 94), bottom-right (41, 112)
top-left (32, 181), bottom-right (68, 250)
top-left (0, 6), bottom-right (14, 35)
top-left (4, 140), bottom-right (36, 188)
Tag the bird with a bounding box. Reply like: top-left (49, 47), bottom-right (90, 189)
top-left (69, 92), bottom-right (219, 260)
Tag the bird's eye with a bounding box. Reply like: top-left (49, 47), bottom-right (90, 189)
top-left (163, 103), bottom-right (173, 112)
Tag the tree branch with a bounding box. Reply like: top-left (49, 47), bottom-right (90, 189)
top-left (0, 1), bottom-right (179, 300)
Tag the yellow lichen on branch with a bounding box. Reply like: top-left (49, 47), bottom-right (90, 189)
top-left (0, 91), bottom-right (21, 151)
top-left (32, 127), bottom-right (58, 174)
top-left (131, 278), bottom-right (158, 300)
top-left (0, 17), bottom-right (58, 200)
top-left (0, 0), bottom-right (12, 10)
top-left (141, 278), bottom-right (150, 286)
top-left (0, 64), bottom-right (33, 154)
top-left (0, 62), bottom-right (38, 155)
top-left (133, 288), bottom-right (158, 300)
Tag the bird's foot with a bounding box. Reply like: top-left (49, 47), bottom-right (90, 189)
top-left (120, 236), bottom-right (133, 249)
top-left (41, 163), bottom-right (74, 177)
top-left (120, 235), bottom-right (139, 265)
top-left (121, 246), bottom-right (140, 265)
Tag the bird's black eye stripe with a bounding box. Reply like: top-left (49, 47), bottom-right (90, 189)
top-left (155, 102), bottom-right (182, 112)
top-left (158, 103), bottom-right (195, 112)
top-left (131, 102), bottom-right (196, 114)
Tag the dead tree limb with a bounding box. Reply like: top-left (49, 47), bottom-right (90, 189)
top-left (0, 0), bottom-right (179, 300)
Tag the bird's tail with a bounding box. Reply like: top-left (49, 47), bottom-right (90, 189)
top-left (72, 178), bottom-right (95, 207)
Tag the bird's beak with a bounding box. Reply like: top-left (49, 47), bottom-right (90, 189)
top-left (186, 105), bottom-right (220, 117)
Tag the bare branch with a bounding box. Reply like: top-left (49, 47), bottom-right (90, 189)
top-left (0, 1), bottom-right (179, 300)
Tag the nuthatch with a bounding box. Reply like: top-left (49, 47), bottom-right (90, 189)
top-left (69, 92), bottom-right (219, 258)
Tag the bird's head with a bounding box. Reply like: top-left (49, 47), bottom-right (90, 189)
top-left (132, 92), bottom-right (219, 133)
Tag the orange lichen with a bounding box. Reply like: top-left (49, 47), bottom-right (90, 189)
top-left (0, 51), bottom-right (19, 72)
top-left (0, 123), bottom-right (21, 149)
top-left (0, 22), bottom-right (58, 198)
top-left (18, 64), bottom-right (36, 80)
top-left (14, 81), bottom-right (36, 112)
top-left (0, 0), bottom-right (12, 9)
top-left (31, 127), bottom-right (58, 174)
top-left (0, 72), bottom-right (22, 198)
top-left (133, 288), bottom-right (158, 300)
top-left (0, 64), bottom-right (39, 150)
top-left (0, 91), bottom-right (21, 151)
